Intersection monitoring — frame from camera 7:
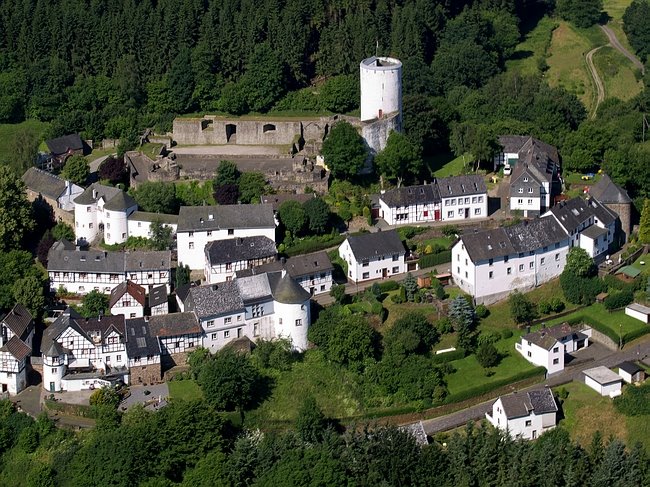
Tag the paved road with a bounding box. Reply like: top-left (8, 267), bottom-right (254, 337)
top-left (419, 336), bottom-right (650, 435)
top-left (89, 154), bottom-right (110, 172)
top-left (586, 45), bottom-right (606, 120)
top-left (600, 25), bottom-right (645, 75)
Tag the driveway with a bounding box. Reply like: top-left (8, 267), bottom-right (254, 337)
top-left (120, 383), bottom-right (169, 411)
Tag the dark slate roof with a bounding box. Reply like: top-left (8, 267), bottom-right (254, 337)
top-left (149, 284), bottom-right (168, 308)
top-left (462, 217), bottom-right (568, 263)
top-left (128, 211), bottom-right (178, 224)
top-left (345, 230), bottom-right (405, 261)
top-left (236, 273), bottom-right (274, 303)
top-left (186, 282), bottom-right (244, 318)
top-left (581, 225), bottom-right (607, 240)
top-left (44, 340), bottom-right (66, 357)
top-left (76, 315), bottom-right (126, 340)
top-left (205, 236), bottom-right (277, 266)
top-left (41, 308), bottom-right (82, 353)
top-left (510, 167), bottom-right (542, 197)
top-left (125, 318), bottom-right (161, 357)
top-left (547, 197), bottom-right (616, 233)
top-left (148, 312), bottom-right (201, 337)
top-left (177, 204), bottom-right (275, 232)
top-left (272, 272), bottom-right (311, 304)
top-left (46, 134), bottom-right (83, 156)
top-left (125, 250), bottom-right (171, 272)
top-left (47, 244), bottom-right (126, 273)
top-left (499, 389), bottom-right (557, 419)
top-left (283, 251), bottom-right (334, 277)
top-left (523, 323), bottom-right (575, 350)
top-left (109, 280), bottom-right (146, 308)
top-left (380, 184), bottom-right (438, 207)
top-left (589, 174), bottom-right (632, 204)
top-left (498, 135), bottom-right (559, 166)
top-left (261, 193), bottom-right (315, 212)
top-left (1, 336), bottom-right (31, 361)
top-left (103, 191), bottom-right (138, 212)
top-left (436, 175), bottom-right (487, 198)
top-left (618, 361), bottom-right (642, 375)
top-left (1, 304), bottom-right (33, 339)
top-left (174, 282), bottom-right (197, 305)
top-left (21, 167), bottom-right (66, 199)
top-left (499, 135), bottom-right (530, 154)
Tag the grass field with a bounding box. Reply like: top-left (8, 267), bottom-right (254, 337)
top-left (556, 381), bottom-right (650, 451)
top-left (506, 16), bottom-right (558, 75)
top-left (545, 303), bottom-right (647, 340)
top-left (168, 379), bottom-right (204, 401)
top-left (425, 152), bottom-right (469, 178)
top-left (602, 0), bottom-right (635, 53)
top-left (593, 46), bottom-right (643, 101)
top-left (0, 120), bottom-right (50, 165)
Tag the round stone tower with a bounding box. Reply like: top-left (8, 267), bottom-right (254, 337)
top-left (42, 341), bottom-right (67, 393)
top-left (360, 56), bottom-right (402, 126)
top-left (273, 272), bottom-right (311, 351)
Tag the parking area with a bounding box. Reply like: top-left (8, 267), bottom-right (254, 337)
top-left (119, 383), bottom-right (169, 411)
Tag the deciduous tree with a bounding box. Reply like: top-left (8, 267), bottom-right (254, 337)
top-left (508, 290), bottom-right (538, 325)
top-left (375, 131), bottom-right (423, 186)
top-left (556, 0), bottom-right (603, 28)
top-left (131, 182), bottom-right (179, 214)
top-left (61, 155), bottom-right (90, 186)
top-left (278, 200), bottom-right (306, 236)
top-left (321, 121), bottom-right (367, 180)
top-left (81, 290), bottom-right (109, 318)
top-left (303, 197), bottom-right (330, 234)
top-left (639, 199), bottom-right (650, 243)
top-left (0, 167), bottom-right (33, 251)
top-left (238, 172), bottom-right (267, 204)
top-left (150, 220), bottom-right (174, 250)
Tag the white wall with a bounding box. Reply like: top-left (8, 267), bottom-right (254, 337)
top-left (441, 195), bottom-right (487, 221)
top-left (516, 339), bottom-right (564, 375)
top-left (486, 397), bottom-right (556, 440)
top-left (295, 271), bottom-right (333, 295)
top-left (275, 301), bottom-right (310, 351)
top-left (49, 271), bottom-right (122, 295)
top-left (625, 307), bottom-right (650, 324)
top-left (177, 226), bottom-right (276, 270)
top-left (110, 303), bottom-right (144, 319)
top-left (339, 239), bottom-right (406, 283)
top-left (379, 198), bottom-right (440, 226)
top-left (127, 219), bottom-right (177, 239)
top-left (585, 376), bottom-right (622, 397)
top-left (360, 57), bottom-right (402, 122)
top-left (510, 196), bottom-right (541, 216)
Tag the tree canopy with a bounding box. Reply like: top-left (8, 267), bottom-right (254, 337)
top-left (0, 167), bottom-right (33, 252)
top-left (375, 131), bottom-right (423, 185)
top-left (61, 155), bottom-right (90, 186)
top-left (321, 121), bottom-right (367, 180)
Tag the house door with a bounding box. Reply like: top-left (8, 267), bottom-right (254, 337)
top-left (382, 268), bottom-right (388, 278)
top-left (49, 382), bottom-right (55, 392)
top-left (1, 384), bottom-right (7, 393)
top-left (434, 209), bottom-right (441, 221)
top-left (465, 208), bottom-right (470, 218)
top-left (532, 430), bottom-right (537, 439)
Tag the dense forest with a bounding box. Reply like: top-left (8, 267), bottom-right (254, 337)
top-left (0, 396), bottom-right (648, 487)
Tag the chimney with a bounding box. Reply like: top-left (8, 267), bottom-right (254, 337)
top-left (92, 188), bottom-right (98, 199)
top-left (212, 284), bottom-right (218, 291)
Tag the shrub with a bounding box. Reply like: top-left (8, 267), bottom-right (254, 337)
top-left (436, 317), bottom-right (453, 335)
top-left (500, 329), bottom-right (514, 339)
top-left (476, 341), bottom-right (500, 368)
top-left (378, 281), bottom-right (399, 292)
top-left (419, 250), bottom-right (452, 269)
top-left (549, 297), bottom-right (565, 313)
top-left (613, 383), bottom-right (650, 416)
top-left (429, 348), bottom-right (465, 364)
top-left (603, 289), bottom-right (634, 310)
top-left (441, 225), bottom-right (459, 237)
top-left (474, 304), bottom-right (489, 319)
top-left (370, 301), bottom-right (384, 315)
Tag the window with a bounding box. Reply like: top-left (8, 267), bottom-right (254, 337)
top-left (189, 242), bottom-right (194, 249)
top-left (507, 267), bottom-right (512, 275)
top-left (489, 258), bottom-right (493, 266)
top-left (137, 222), bottom-right (141, 227)
top-left (116, 355), bottom-right (122, 362)
top-left (212, 333), bottom-right (217, 340)
top-left (555, 242), bottom-right (560, 249)
top-left (392, 254), bottom-right (399, 261)
top-left (519, 264), bottom-right (524, 271)
top-left (527, 351), bottom-right (532, 357)
top-left (362, 260), bottom-right (369, 267)
top-left (207, 320), bottom-right (214, 327)
top-left (540, 257), bottom-right (545, 265)
top-left (447, 211), bottom-right (454, 218)
top-left (525, 420), bottom-right (532, 427)
top-left (489, 271), bottom-right (493, 279)
top-left (555, 253), bottom-right (560, 261)
top-left (553, 358), bottom-right (559, 365)
top-left (362, 272), bottom-right (370, 279)
top-left (464, 197), bottom-right (470, 204)
top-left (518, 188), bottom-right (523, 193)
top-left (86, 206), bottom-right (92, 213)
top-left (465, 271), bottom-right (468, 278)
top-left (51, 368), bottom-right (57, 374)
top-left (527, 199), bottom-right (533, 205)
top-left (474, 208), bottom-right (481, 215)
top-left (465, 259), bottom-right (468, 265)
top-left (457, 267), bottom-right (460, 274)
top-left (228, 229), bottom-right (234, 235)
top-left (237, 315), bottom-right (242, 321)
top-left (553, 347), bottom-right (559, 353)
top-left (320, 285), bottom-right (325, 291)
top-left (224, 330), bottom-right (230, 338)
top-left (504, 256), bottom-right (509, 263)
top-left (451, 199), bottom-right (456, 205)
top-left (89, 223), bottom-right (93, 229)
top-left (251, 304), bottom-right (264, 318)
top-left (106, 356), bottom-right (111, 363)
top-left (295, 319), bottom-right (302, 326)
top-left (478, 196), bottom-right (484, 203)
top-left (528, 188), bottom-right (533, 193)
top-left (457, 254), bottom-right (460, 261)
top-left (423, 210), bottom-right (428, 217)
top-left (207, 231), bottom-right (212, 237)
top-left (523, 177), bottom-right (529, 183)
top-left (225, 317), bottom-right (232, 324)
top-left (472, 197), bottom-right (477, 204)
top-left (225, 263), bottom-right (232, 271)
top-left (253, 323), bottom-right (259, 336)
top-left (279, 318), bottom-right (282, 324)
top-left (518, 199), bottom-right (523, 204)
top-left (529, 261), bottom-right (534, 269)
top-left (188, 231), bottom-right (194, 237)
top-left (147, 273), bottom-right (153, 279)
top-left (129, 313), bottom-right (136, 318)
top-left (392, 266), bottom-right (399, 273)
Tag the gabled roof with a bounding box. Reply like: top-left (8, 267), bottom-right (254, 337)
top-left (589, 174), bottom-right (632, 204)
top-left (380, 184), bottom-right (438, 207)
top-left (186, 281), bottom-right (244, 318)
top-left (581, 225), bottom-right (607, 240)
top-left (1, 336), bottom-right (31, 361)
top-left (148, 312), bottom-right (201, 337)
top-left (510, 167), bottom-right (542, 197)
top-left (46, 134), bottom-right (84, 156)
top-left (40, 307), bottom-right (83, 354)
top-left (47, 244), bottom-right (126, 273)
top-left (44, 340), bottom-right (66, 357)
top-left (1, 304), bottom-right (34, 339)
top-left (177, 204), bottom-right (275, 232)
top-left (205, 236), bottom-right (277, 266)
top-left (498, 389), bottom-right (557, 419)
top-left (618, 361), bottom-right (642, 376)
top-left (103, 191), bottom-right (138, 212)
top-left (76, 315), bottom-right (126, 340)
top-left (149, 284), bottom-right (168, 308)
top-left (545, 197), bottom-right (616, 234)
top-left (109, 280), bottom-right (146, 308)
top-left (174, 282), bottom-right (197, 305)
top-left (21, 167), bottom-right (66, 200)
top-left (522, 328), bottom-right (561, 351)
top-left (436, 175), bottom-right (487, 198)
top-left (125, 318), bottom-right (161, 357)
top-left (124, 250), bottom-right (171, 272)
top-left (282, 251), bottom-right (333, 277)
top-left (344, 230), bottom-right (405, 261)
top-left (128, 211), bottom-right (178, 225)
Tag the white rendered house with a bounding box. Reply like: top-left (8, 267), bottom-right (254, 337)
top-left (185, 271), bottom-right (311, 352)
top-left (74, 183), bottom-right (138, 245)
top-left (0, 305), bottom-right (34, 395)
top-left (515, 323), bottom-right (589, 375)
top-left (379, 175), bottom-right (488, 225)
top-left (176, 204), bottom-right (276, 270)
top-left (625, 303), bottom-right (650, 324)
top-left (204, 236), bottom-right (277, 284)
top-left (127, 211), bottom-right (178, 239)
top-left (339, 230), bottom-right (410, 283)
top-left (453, 217), bottom-right (571, 305)
top-left (485, 389), bottom-right (558, 440)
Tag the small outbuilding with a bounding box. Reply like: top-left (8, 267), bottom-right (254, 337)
top-left (583, 366), bottom-right (623, 397)
top-left (617, 361), bottom-right (646, 384)
top-left (625, 303), bottom-right (650, 324)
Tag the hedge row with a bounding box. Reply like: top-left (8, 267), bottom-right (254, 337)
top-left (623, 327), bottom-right (650, 346)
top-left (430, 349), bottom-right (466, 364)
top-left (563, 314), bottom-right (620, 344)
top-left (419, 250), bottom-right (452, 269)
top-left (377, 280), bottom-right (400, 292)
top-left (443, 367), bottom-right (546, 405)
top-left (284, 234), bottom-right (346, 256)
top-left (44, 399), bottom-right (96, 418)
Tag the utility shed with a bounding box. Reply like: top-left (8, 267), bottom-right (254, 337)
top-left (625, 303), bottom-right (650, 324)
top-left (617, 361), bottom-right (645, 384)
top-left (583, 366), bottom-right (623, 397)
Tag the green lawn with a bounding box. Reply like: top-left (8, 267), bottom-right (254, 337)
top-left (0, 120), bottom-right (50, 165)
top-left (425, 152), bottom-right (470, 178)
top-left (629, 254), bottom-right (650, 273)
top-left (555, 381), bottom-right (650, 452)
top-left (545, 303), bottom-right (647, 341)
top-left (593, 45), bottom-right (643, 101)
top-left (168, 379), bottom-right (204, 401)
top-left (445, 332), bottom-right (537, 396)
top-left (506, 16), bottom-right (559, 75)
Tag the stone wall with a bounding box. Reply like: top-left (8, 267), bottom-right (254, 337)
top-left (361, 112), bottom-right (400, 154)
top-left (24, 191), bottom-right (74, 225)
top-left (584, 326), bottom-right (618, 351)
top-left (130, 363), bottom-right (162, 385)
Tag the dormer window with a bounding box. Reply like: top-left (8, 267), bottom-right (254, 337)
top-left (528, 188), bottom-right (533, 193)
top-left (523, 177), bottom-right (528, 182)
top-left (518, 188), bottom-right (523, 193)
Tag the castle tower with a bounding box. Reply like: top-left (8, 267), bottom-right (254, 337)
top-left (42, 341), bottom-right (67, 392)
top-left (360, 56), bottom-right (402, 126)
top-left (589, 174), bottom-right (633, 245)
top-left (273, 272), bottom-right (312, 351)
